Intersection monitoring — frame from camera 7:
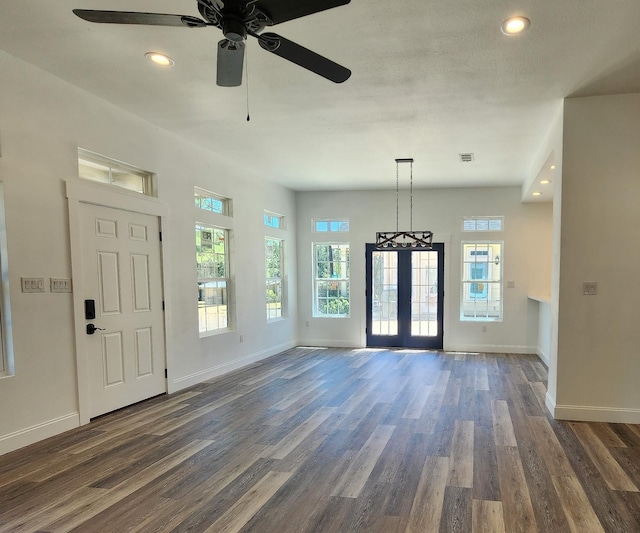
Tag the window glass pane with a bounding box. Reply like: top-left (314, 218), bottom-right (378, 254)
top-left (197, 224), bottom-right (229, 333)
top-left (264, 213), bottom-right (282, 229)
top-left (461, 242), bottom-right (503, 321)
top-left (462, 216), bottom-right (503, 232)
top-left (194, 188), bottom-right (228, 215)
top-left (111, 169), bottom-right (145, 193)
top-left (371, 251), bottom-right (398, 336)
top-left (78, 150), bottom-right (152, 196)
top-left (313, 219), bottom-right (349, 232)
top-left (265, 238), bottom-right (283, 320)
top-left (314, 243), bottom-right (350, 317)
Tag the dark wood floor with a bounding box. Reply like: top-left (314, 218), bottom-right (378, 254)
top-left (1, 347), bottom-right (639, 532)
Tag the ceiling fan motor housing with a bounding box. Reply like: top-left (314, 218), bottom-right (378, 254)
top-left (223, 15), bottom-right (246, 42)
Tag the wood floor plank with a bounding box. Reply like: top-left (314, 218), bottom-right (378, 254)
top-left (332, 424), bottom-right (395, 498)
top-left (448, 419), bottom-right (474, 488)
top-left (570, 422), bottom-right (639, 492)
top-left (551, 475), bottom-right (605, 533)
top-left (405, 455), bottom-right (449, 533)
top-left (472, 499), bottom-right (506, 533)
top-left (204, 470), bottom-right (291, 532)
top-left (491, 400), bottom-right (518, 447)
top-left (496, 445), bottom-right (537, 532)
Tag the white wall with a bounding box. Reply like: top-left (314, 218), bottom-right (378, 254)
top-left (553, 93), bottom-right (640, 422)
top-left (296, 187), bottom-right (552, 352)
top-left (0, 51), bottom-right (297, 454)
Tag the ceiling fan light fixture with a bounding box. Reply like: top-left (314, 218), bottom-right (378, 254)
top-left (145, 52), bottom-right (175, 67)
top-left (501, 16), bottom-right (530, 36)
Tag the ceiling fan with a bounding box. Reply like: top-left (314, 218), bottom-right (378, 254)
top-left (73, 0), bottom-right (351, 87)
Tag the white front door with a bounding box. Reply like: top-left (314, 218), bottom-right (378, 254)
top-left (80, 203), bottom-right (166, 418)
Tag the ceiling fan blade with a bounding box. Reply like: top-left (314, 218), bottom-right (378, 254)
top-left (258, 32), bottom-right (350, 83)
top-left (72, 10), bottom-right (207, 28)
top-left (256, 0), bottom-right (350, 25)
top-left (217, 40), bottom-right (245, 87)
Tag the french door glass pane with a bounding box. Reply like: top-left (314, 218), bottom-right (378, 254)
top-left (411, 251), bottom-right (439, 337)
top-left (371, 251), bottom-right (397, 335)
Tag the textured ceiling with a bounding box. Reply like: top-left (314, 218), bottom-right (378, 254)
top-left (1, 1), bottom-right (640, 192)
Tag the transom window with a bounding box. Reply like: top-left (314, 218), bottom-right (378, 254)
top-left (462, 216), bottom-right (504, 232)
top-left (313, 243), bottom-right (350, 317)
top-left (313, 219), bottom-right (350, 233)
top-left (461, 242), bottom-right (503, 321)
top-left (78, 149), bottom-right (153, 196)
top-left (265, 238), bottom-right (284, 320)
top-left (264, 212), bottom-right (283, 229)
top-left (195, 187), bottom-right (230, 216)
top-left (196, 224), bottom-right (229, 333)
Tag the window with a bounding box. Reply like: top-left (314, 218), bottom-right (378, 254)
top-left (78, 149), bottom-right (153, 195)
top-left (0, 183), bottom-right (14, 377)
top-left (313, 219), bottom-right (350, 233)
top-left (462, 216), bottom-right (504, 232)
top-left (461, 242), bottom-right (503, 321)
top-left (314, 243), bottom-right (350, 317)
top-left (264, 212), bottom-right (283, 229)
top-left (195, 188), bottom-right (230, 215)
top-left (196, 224), bottom-right (229, 333)
top-left (265, 238), bottom-right (284, 320)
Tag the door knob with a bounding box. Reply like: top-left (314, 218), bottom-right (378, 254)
top-left (86, 323), bottom-right (105, 335)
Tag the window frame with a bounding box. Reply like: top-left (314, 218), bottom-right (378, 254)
top-left (460, 241), bottom-right (503, 322)
top-left (196, 223), bottom-right (231, 335)
top-left (265, 237), bottom-right (284, 321)
top-left (195, 187), bottom-right (231, 216)
top-left (264, 211), bottom-right (284, 230)
top-left (78, 148), bottom-right (154, 196)
top-left (0, 182), bottom-right (14, 377)
top-left (462, 216), bottom-right (504, 232)
top-left (312, 218), bottom-right (350, 233)
top-left (313, 242), bottom-right (350, 318)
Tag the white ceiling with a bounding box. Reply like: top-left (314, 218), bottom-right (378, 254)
top-left (1, 1), bottom-right (640, 193)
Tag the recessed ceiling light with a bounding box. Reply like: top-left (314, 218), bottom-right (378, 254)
top-left (540, 179), bottom-right (551, 185)
top-left (145, 52), bottom-right (175, 67)
top-left (532, 192), bottom-right (542, 197)
top-left (550, 164), bottom-right (556, 170)
top-left (501, 16), bottom-right (530, 36)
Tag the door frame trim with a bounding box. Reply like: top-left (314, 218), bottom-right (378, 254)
top-left (66, 179), bottom-right (169, 424)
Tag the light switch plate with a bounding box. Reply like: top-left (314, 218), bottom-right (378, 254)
top-left (51, 278), bottom-right (72, 293)
top-left (583, 282), bottom-right (597, 295)
top-left (21, 277), bottom-right (45, 293)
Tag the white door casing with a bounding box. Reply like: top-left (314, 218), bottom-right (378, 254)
top-left (67, 180), bottom-right (169, 423)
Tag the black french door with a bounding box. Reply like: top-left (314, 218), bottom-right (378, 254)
top-left (365, 243), bottom-right (444, 349)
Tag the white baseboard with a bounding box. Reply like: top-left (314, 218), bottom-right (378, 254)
top-left (0, 412), bottom-right (80, 457)
top-left (536, 346), bottom-right (549, 366)
top-left (551, 403), bottom-right (640, 424)
top-left (444, 343), bottom-right (537, 355)
top-left (296, 339), bottom-right (360, 349)
top-left (169, 341), bottom-right (297, 393)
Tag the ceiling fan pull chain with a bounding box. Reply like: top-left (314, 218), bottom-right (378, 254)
top-left (246, 43), bottom-right (250, 122)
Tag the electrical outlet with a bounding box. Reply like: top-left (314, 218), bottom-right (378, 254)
top-left (507, 281), bottom-right (515, 289)
top-left (305, 321), bottom-right (310, 327)
top-left (583, 282), bottom-right (597, 296)
top-left (239, 334), bottom-right (244, 343)
top-left (482, 325), bottom-right (487, 333)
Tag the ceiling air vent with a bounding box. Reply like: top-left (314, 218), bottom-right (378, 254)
top-left (459, 153), bottom-right (475, 163)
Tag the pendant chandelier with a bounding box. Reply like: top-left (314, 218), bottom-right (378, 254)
top-left (375, 158), bottom-right (433, 250)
